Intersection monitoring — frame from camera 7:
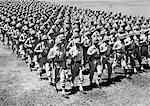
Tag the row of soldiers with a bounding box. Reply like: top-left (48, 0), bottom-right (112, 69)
top-left (0, 0), bottom-right (150, 98)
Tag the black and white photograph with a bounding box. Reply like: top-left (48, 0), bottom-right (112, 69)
top-left (0, 0), bottom-right (150, 105)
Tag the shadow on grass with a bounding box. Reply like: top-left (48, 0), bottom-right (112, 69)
top-left (68, 74), bottom-right (127, 95)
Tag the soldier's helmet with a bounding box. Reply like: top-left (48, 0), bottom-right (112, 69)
top-left (125, 25), bottom-right (131, 32)
top-left (29, 28), bottom-right (36, 35)
top-left (133, 25), bottom-right (140, 31)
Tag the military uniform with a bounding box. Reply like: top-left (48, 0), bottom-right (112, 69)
top-left (12, 30), bottom-right (20, 55)
top-left (68, 41), bottom-right (84, 92)
top-left (18, 33), bottom-right (26, 59)
top-left (138, 34), bottom-right (149, 70)
top-left (47, 38), bottom-right (68, 97)
top-left (112, 40), bottom-right (128, 76)
top-left (100, 43), bottom-right (112, 81)
top-left (125, 37), bottom-right (138, 73)
top-left (87, 38), bottom-right (101, 87)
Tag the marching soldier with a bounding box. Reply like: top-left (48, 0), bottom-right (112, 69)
top-left (124, 35), bottom-right (138, 74)
top-left (87, 37), bottom-right (101, 88)
top-left (47, 35), bottom-right (68, 98)
top-left (18, 30), bottom-right (26, 59)
top-left (12, 29), bottom-right (20, 56)
top-left (81, 31), bottom-right (91, 66)
top-left (3, 22), bottom-right (9, 46)
top-left (68, 33), bottom-right (85, 93)
top-left (37, 35), bottom-right (54, 81)
top-left (24, 35), bottom-right (35, 67)
top-left (99, 36), bottom-right (112, 83)
top-left (148, 32), bottom-right (150, 66)
top-left (139, 33), bottom-right (148, 70)
top-left (112, 34), bottom-right (128, 77)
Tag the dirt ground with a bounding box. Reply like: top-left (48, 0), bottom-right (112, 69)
top-left (0, 42), bottom-right (150, 106)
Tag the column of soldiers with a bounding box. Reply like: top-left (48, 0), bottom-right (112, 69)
top-left (0, 0), bottom-right (150, 98)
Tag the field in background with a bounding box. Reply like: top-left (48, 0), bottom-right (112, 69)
top-left (39, 0), bottom-right (150, 17)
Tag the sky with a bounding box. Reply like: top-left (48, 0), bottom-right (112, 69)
top-left (42, 0), bottom-right (150, 17)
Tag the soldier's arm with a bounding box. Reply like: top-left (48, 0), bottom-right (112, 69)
top-left (80, 46), bottom-right (84, 65)
top-left (24, 38), bottom-right (32, 48)
top-left (34, 43), bottom-right (43, 53)
top-left (19, 34), bottom-right (24, 42)
top-left (66, 40), bottom-right (73, 49)
top-left (132, 43), bottom-right (136, 57)
top-left (47, 48), bottom-right (55, 59)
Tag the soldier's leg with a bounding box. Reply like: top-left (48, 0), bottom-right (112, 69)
top-left (7, 35), bottom-right (10, 47)
top-left (107, 60), bottom-right (112, 82)
top-left (148, 45), bottom-right (150, 66)
top-left (51, 63), bottom-right (60, 86)
top-left (2, 33), bottom-right (5, 45)
top-left (60, 68), bottom-right (68, 97)
top-left (52, 63), bottom-right (56, 84)
top-left (137, 51), bottom-right (143, 71)
top-left (45, 62), bottom-right (51, 83)
top-left (0, 32), bottom-right (2, 41)
top-left (79, 67), bottom-right (84, 91)
top-left (71, 62), bottom-right (80, 88)
top-left (112, 60), bottom-right (117, 73)
top-left (36, 61), bottom-right (42, 77)
top-left (11, 41), bottom-right (15, 53)
top-left (8, 36), bottom-right (10, 48)
top-left (96, 62), bottom-right (103, 88)
top-left (21, 49), bottom-right (26, 60)
top-left (89, 59), bottom-right (97, 85)
top-left (121, 58), bottom-right (128, 77)
top-left (18, 45), bottom-right (22, 57)
top-left (14, 44), bottom-right (17, 54)
top-left (16, 42), bottom-right (20, 57)
top-left (33, 55), bottom-right (39, 70)
top-left (9, 38), bottom-right (13, 50)
top-left (130, 55), bottom-right (137, 73)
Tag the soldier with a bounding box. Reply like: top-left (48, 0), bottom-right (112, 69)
top-left (87, 37), bottom-right (101, 88)
top-left (38, 35), bottom-right (53, 81)
top-left (148, 32), bottom-right (150, 66)
top-left (1, 21), bottom-right (6, 45)
top-left (81, 31), bottom-right (91, 66)
top-left (3, 22), bottom-right (9, 46)
top-left (18, 30), bottom-right (26, 59)
top-left (47, 36), bottom-right (68, 98)
top-left (124, 35), bottom-right (138, 75)
top-left (7, 26), bottom-right (15, 49)
top-left (12, 29), bottom-right (20, 56)
top-left (68, 33), bottom-right (85, 93)
top-left (33, 35), bottom-right (47, 76)
top-left (99, 36), bottom-right (112, 83)
top-left (24, 35), bottom-right (35, 67)
top-left (112, 34), bottom-right (128, 77)
top-left (139, 33), bottom-right (148, 70)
